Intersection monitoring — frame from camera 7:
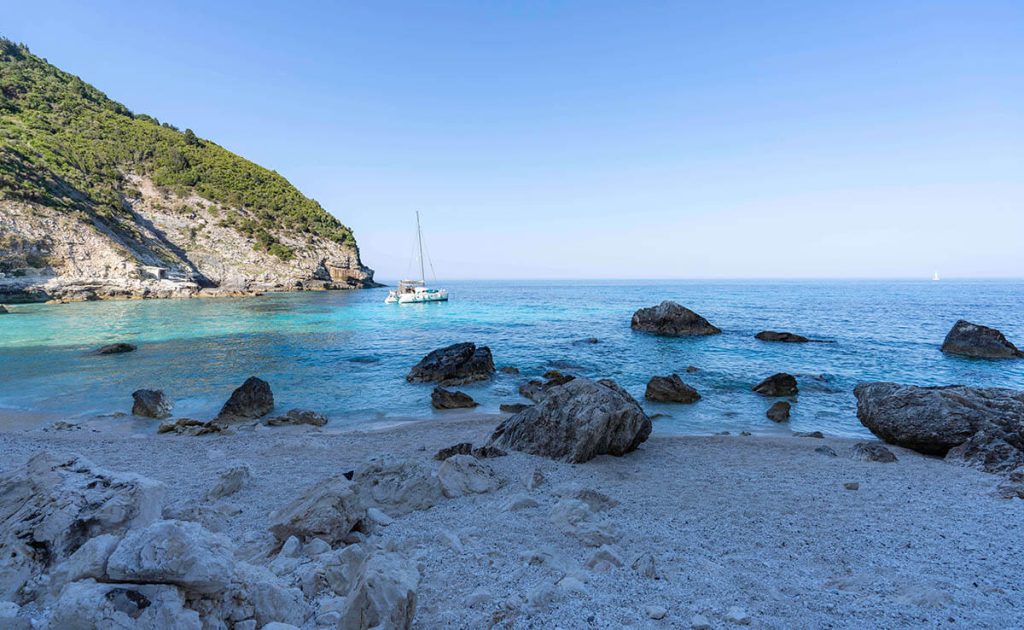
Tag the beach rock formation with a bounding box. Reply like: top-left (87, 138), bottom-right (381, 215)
top-left (945, 432), bottom-right (1024, 475)
top-left (766, 401), bottom-right (791, 422)
top-left (217, 376), bottom-right (274, 420)
top-left (407, 342), bottom-right (495, 385)
top-left (351, 458), bottom-right (443, 517)
top-left (855, 382), bottom-right (1024, 471)
top-left (755, 331), bottom-right (810, 343)
top-left (106, 520), bottom-right (236, 592)
top-left (630, 301), bottom-right (721, 337)
top-left (131, 389), bottom-right (173, 419)
top-left (158, 418), bottom-right (226, 436)
top-left (268, 475), bottom-right (366, 545)
top-left (644, 374), bottom-right (700, 403)
top-left (519, 373), bottom-right (576, 402)
top-left (489, 377), bottom-right (652, 463)
top-left (206, 464), bottom-right (251, 501)
top-left (339, 548), bottom-right (419, 630)
top-left (438, 455), bottom-right (502, 498)
top-left (753, 373), bottom-right (798, 397)
top-left (500, 403), bottom-right (532, 413)
top-left (95, 342), bottom-right (136, 355)
top-left (851, 442), bottom-right (898, 463)
top-left (940, 320), bottom-right (1023, 359)
top-left (48, 579), bottom-right (201, 629)
top-left (431, 387), bottom-right (479, 409)
top-left (434, 442), bottom-right (473, 461)
top-left (266, 408), bottom-right (328, 427)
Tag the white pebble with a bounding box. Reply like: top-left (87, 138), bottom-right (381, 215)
top-left (725, 606), bottom-right (751, 625)
top-left (646, 605), bottom-right (668, 620)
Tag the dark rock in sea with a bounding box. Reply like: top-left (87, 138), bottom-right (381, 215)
top-left (96, 342), bottom-right (137, 355)
top-left (489, 377), bottom-right (651, 463)
top-left (755, 331), bottom-right (810, 343)
top-left (644, 374), bottom-right (700, 403)
top-left (0, 305), bottom-right (7, 314)
top-left (131, 389), bottom-right (172, 419)
top-left (431, 386), bottom-right (479, 410)
top-left (852, 442), bottom-right (898, 463)
top-left (945, 432), bottom-right (1024, 475)
top-left (500, 403), bottom-right (532, 414)
top-left (815, 445), bottom-right (838, 457)
top-left (685, 365), bottom-right (700, 373)
top-left (266, 408), bottom-right (328, 427)
top-left (940, 320), bottom-right (1023, 359)
top-left (631, 301), bottom-right (721, 337)
top-left (407, 342), bottom-right (495, 385)
top-left (795, 431), bottom-right (824, 438)
top-left (543, 370), bottom-right (565, 380)
top-left (216, 376), bottom-right (274, 420)
top-left (348, 355), bottom-right (380, 364)
top-left (752, 373), bottom-right (798, 397)
top-left (649, 413), bottom-right (671, 420)
top-left (573, 337), bottom-right (600, 345)
top-left (472, 445), bottom-right (507, 459)
top-left (766, 401), bottom-right (791, 422)
top-left (519, 373), bottom-right (576, 402)
top-left (435, 442), bottom-right (473, 461)
top-left (499, 366), bottom-right (520, 375)
top-left (854, 382), bottom-right (1024, 459)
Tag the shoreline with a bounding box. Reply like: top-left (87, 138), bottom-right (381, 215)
top-left (2, 416), bottom-right (1020, 628)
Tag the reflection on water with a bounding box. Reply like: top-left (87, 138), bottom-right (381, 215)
top-left (1, 279), bottom-right (1022, 436)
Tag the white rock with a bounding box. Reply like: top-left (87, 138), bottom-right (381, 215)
top-left (646, 605), bottom-right (668, 620)
top-left (352, 458), bottom-right (443, 516)
top-left (268, 474), bottom-right (366, 545)
top-left (527, 584), bottom-right (558, 610)
top-left (106, 520), bottom-right (236, 593)
top-left (235, 621), bottom-right (257, 630)
top-left (305, 537), bottom-right (331, 557)
top-left (0, 601), bottom-right (29, 630)
top-left (206, 463), bottom-right (251, 501)
top-left (557, 576), bottom-right (588, 596)
top-left (725, 606), bottom-right (752, 625)
top-left (340, 550), bottom-right (420, 630)
top-left (297, 544), bottom-right (369, 598)
top-left (47, 579), bottom-right (201, 630)
top-left (463, 588), bottom-right (493, 608)
top-left (367, 507), bottom-right (395, 526)
top-left (438, 455), bottom-right (502, 498)
top-left (631, 552), bottom-right (661, 579)
top-left (261, 623), bottom-right (301, 630)
top-left (550, 498), bottom-right (593, 527)
top-left (48, 534), bottom-right (122, 595)
top-left (573, 520), bottom-right (622, 547)
top-left (586, 545), bottom-right (624, 572)
top-left (439, 530), bottom-right (464, 553)
top-left (504, 494), bottom-right (540, 511)
top-left (691, 613), bottom-right (712, 629)
top-left (526, 468), bottom-right (546, 490)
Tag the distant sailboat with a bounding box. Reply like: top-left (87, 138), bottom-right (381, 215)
top-left (932, 271), bottom-right (941, 281)
top-left (384, 212), bottom-right (449, 304)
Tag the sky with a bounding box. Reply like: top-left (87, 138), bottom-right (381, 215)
top-left (4, 1), bottom-right (1023, 280)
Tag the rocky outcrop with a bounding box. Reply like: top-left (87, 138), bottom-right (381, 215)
top-left (855, 382), bottom-right (1024, 472)
top-left (644, 374), bottom-right (700, 403)
top-left (430, 387), bottom-right (479, 409)
top-left (158, 418), bottom-right (226, 436)
top-left (755, 331), bottom-right (809, 343)
top-left (265, 408), bottom-right (328, 427)
top-left (95, 342), bottom-right (136, 355)
top-left (132, 389), bottom-right (172, 419)
top-left (217, 376), bottom-right (274, 421)
top-left (766, 401), bottom-right (790, 422)
top-left (351, 458), bottom-right (443, 517)
top-left (434, 443), bottom-right (473, 461)
top-left (407, 343), bottom-right (495, 385)
top-left (438, 455), bottom-right (503, 498)
top-left (519, 373), bottom-right (576, 402)
top-left (630, 301), bottom-right (721, 337)
top-left (268, 475), bottom-right (367, 545)
top-left (940, 320), bottom-right (1023, 359)
top-left (752, 373), bottom-right (798, 397)
top-left (500, 403), bottom-right (532, 414)
top-left (489, 378), bottom-right (652, 463)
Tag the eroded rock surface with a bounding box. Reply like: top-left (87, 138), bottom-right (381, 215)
top-left (630, 301), bottom-right (721, 337)
top-left (941, 320), bottom-right (1023, 359)
top-left (132, 389), bottom-right (172, 419)
top-left (407, 343), bottom-right (495, 385)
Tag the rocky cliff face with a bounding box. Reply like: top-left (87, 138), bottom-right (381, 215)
top-left (0, 175), bottom-right (378, 303)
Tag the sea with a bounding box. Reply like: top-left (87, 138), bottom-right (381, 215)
top-left (1, 279), bottom-right (1022, 437)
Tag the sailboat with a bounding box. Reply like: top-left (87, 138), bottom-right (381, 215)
top-left (932, 271), bottom-right (941, 281)
top-left (384, 212), bottom-right (449, 304)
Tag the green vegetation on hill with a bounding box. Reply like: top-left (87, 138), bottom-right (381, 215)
top-left (0, 38), bottom-right (354, 259)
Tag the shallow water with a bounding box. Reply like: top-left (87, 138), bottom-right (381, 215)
top-left (1, 279), bottom-right (1022, 436)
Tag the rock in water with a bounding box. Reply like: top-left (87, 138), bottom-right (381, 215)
top-left (752, 373), bottom-right (798, 397)
top-left (855, 382), bottom-right (1024, 457)
top-left (851, 442), bottom-right (898, 463)
top-left (0, 453), bottom-right (165, 604)
top-left (430, 387), bottom-right (479, 409)
top-left (755, 331), bottom-right (810, 343)
top-left (766, 401), bottom-right (791, 422)
top-left (95, 342), bottom-right (136, 355)
top-left (940, 320), bottom-right (1023, 359)
top-left (644, 374), bottom-right (700, 403)
top-left (489, 377), bottom-right (652, 463)
top-left (106, 520), bottom-right (236, 593)
top-left (630, 301), bottom-right (721, 337)
top-left (265, 408), bottom-right (328, 427)
top-left (217, 376), bottom-right (274, 420)
top-left (0, 305), bottom-right (8, 314)
top-left (131, 389), bottom-right (173, 419)
top-left (268, 475), bottom-right (366, 545)
top-left (406, 342), bottom-right (495, 385)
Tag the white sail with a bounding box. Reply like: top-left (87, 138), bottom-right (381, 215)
top-left (385, 213), bottom-right (449, 304)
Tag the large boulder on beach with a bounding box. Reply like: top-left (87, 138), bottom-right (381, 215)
top-left (407, 342), bottom-right (495, 385)
top-left (0, 453), bottom-right (165, 604)
top-left (340, 549), bottom-right (419, 630)
top-left (631, 301), bottom-right (721, 337)
top-left (268, 475), bottom-right (367, 545)
top-left (489, 377), bottom-right (652, 463)
top-left (753, 373), bottom-right (798, 397)
top-left (940, 320), bottom-right (1023, 359)
top-left (217, 376), bottom-right (274, 420)
top-left (644, 374), bottom-right (700, 403)
top-left (431, 387), bottom-right (479, 409)
top-left (945, 432), bottom-right (1024, 474)
top-left (132, 389), bottom-right (172, 419)
top-left (106, 520), bottom-right (236, 593)
top-left (755, 331), bottom-right (810, 343)
top-left (48, 579), bottom-right (201, 630)
top-left (855, 382), bottom-right (1024, 464)
top-left (352, 458), bottom-right (443, 517)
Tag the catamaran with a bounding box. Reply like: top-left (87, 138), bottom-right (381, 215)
top-left (385, 212), bottom-right (449, 304)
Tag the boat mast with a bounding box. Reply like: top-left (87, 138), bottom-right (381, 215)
top-left (416, 211), bottom-right (426, 285)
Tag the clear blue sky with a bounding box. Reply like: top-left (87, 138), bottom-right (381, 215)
top-left (5, 1), bottom-right (1023, 279)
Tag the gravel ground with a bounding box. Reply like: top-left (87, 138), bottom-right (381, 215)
top-left (1, 416), bottom-right (1021, 629)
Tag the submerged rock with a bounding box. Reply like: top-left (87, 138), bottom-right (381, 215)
top-left (95, 342), bottom-right (136, 355)
top-left (855, 382), bottom-right (1024, 458)
top-left (752, 373), bottom-right (798, 397)
top-left (940, 320), bottom-right (1023, 359)
top-left (265, 408), bottom-right (328, 427)
top-left (755, 330), bottom-right (810, 343)
top-left (217, 376), bottom-right (274, 421)
top-left (132, 389), bottom-right (173, 419)
top-left (407, 342), bottom-right (495, 385)
top-left (644, 374), bottom-right (700, 403)
top-left (430, 387), bottom-right (479, 410)
top-left (766, 401), bottom-right (791, 422)
top-left (630, 301), bottom-right (721, 337)
top-left (499, 366), bottom-right (520, 375)
top-left (490, 377), bottom-right (652, 463)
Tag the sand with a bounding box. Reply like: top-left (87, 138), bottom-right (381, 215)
top-left (1, 415), bottom-right (1021, 629)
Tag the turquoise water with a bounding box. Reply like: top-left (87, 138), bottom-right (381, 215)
top-left (1, 280), bottom-right (1022, 436)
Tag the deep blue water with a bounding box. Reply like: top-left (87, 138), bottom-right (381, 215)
top-left (1, 280), bottom-right (1022, 436)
